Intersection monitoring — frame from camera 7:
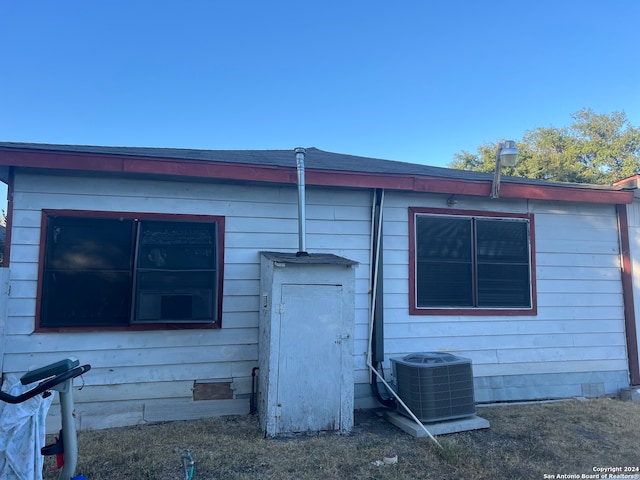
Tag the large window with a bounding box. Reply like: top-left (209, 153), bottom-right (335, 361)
top-left (37, 211), bottom-right (224, 330)
top-left (409, 208), bottom-right (535, 315)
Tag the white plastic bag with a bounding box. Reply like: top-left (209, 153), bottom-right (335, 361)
top-left (0, 376), bottom-right (54, 480)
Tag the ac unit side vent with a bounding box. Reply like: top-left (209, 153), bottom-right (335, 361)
top-left (391, 352), bottom-right (476, 423)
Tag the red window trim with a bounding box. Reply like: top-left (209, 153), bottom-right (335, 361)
top-left (35, 209), bottom-right (225, 332)
top-left (408, 207), bottom-right (537, 316)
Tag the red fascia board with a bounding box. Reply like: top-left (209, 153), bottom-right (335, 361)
top-left (614, 175), bottom-right (640, 189)
top-left (305, 169), bottom-right (416, 190)
top-left (498, 182), bottom-right (633, 204)
top-left (312, 171), bottom-right (632, 204)
top-left (304, 170), bottom-right (633, 204)
top-left (0, 149), bottom-right (296, 184)
top-left (0, 148), bottom-right (633, 204)
top-left (0, 149), bottom-right (126, 172)
top-left (123, 157), bottom-right (297, 184)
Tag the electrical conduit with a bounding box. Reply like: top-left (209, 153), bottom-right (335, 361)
top-left (367, 189), bottom-right (441, 447)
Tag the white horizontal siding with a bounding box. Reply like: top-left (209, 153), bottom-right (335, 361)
top-left (537, 278), bottom-right (623, 294)
top-left (0, 268), bottom-right (8, 373)
top-left (384, 318), bottom-right (626, 335)
top-left (3, 344), bottom-right (258, 374)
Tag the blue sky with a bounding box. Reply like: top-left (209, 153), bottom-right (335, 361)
top-left (1, 0), bottom-right (639, 169)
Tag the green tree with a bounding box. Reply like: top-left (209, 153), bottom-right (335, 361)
top-left (449, 109), bottom-right (640, 184)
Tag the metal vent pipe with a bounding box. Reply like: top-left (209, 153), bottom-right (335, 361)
top-left (294, 147), bottom-right (308, 256)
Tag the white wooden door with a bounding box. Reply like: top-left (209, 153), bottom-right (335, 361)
top-left (276, 283), bottom-right (344, 434)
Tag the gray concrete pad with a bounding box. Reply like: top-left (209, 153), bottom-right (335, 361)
top-left (620, 386), bottom-right (640, 402)
top-left (383, 411), bottom-right (490, 437)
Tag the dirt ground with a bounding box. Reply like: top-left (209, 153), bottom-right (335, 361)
top-left (43, 397), bottom-right (640, 480)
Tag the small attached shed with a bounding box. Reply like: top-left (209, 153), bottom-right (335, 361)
top-left (258, 252), bottom-right (357, 436)
top-left (0, 142), bottom-right (637, 432)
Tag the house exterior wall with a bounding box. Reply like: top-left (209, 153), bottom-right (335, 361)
top-left (3, 171), bottom-right (631, 430)
top-left (5, 172), bottom-right (372, 431)
top-left (368, 192), bottom-right (629, 403)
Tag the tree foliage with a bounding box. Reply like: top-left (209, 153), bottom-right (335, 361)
top-left (449, 109), bottom-right (640, 184)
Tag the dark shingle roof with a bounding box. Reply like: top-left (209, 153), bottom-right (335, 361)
top-left (0, 141), bottom-right (625, 191)
top-left (0, 141), bottom-right (462, 174)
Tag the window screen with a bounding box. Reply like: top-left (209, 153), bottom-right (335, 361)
top-left (415, 214), bottom-right (531, 310)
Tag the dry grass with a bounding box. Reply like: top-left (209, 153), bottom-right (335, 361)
top-left (44, 397), bottom-right (640, 480)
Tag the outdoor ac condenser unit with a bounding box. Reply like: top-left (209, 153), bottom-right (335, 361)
top-left (390, 352), bottom-right (476, 423)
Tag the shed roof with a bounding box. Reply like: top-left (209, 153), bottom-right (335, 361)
top-left (0, 142), bottom-right (633, 204)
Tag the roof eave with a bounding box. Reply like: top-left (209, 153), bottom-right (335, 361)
top-left (0, 146), bottom-right (632, 205)
top-left (306, 168), bottom-right (633, 204)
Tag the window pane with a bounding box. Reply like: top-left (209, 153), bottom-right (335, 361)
top-left (138, 222), bottom-right (216, 269)
top-left (136, 272), bottom-right (216, 322)
top-left (477, 264), bottom-right (531, 307)
top-left (476, 219), bottom-right (529, 263)
top-left (41, 271), bottom-right (131, 327)
top-left (416, 216), bottom-right (472, 262)
top-left (476, 219), bottom-right (530, 307)
top-left (134, 221), bottom-right (217, 323)
top-left (46, 217), bottom-right (134, 270)
top-left (41, 217), bottom-right (134, 327)
top-left (415, 216), bottom-right (473, 307)
top-left (417, 261), bottom-right (473, 307)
